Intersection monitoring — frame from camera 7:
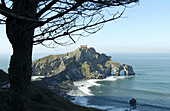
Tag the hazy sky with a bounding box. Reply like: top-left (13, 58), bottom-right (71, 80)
top-left (0, 0), bottom-right (170, 55)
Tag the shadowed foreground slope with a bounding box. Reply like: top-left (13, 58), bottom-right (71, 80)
top-left (0, 70), bottom-right (102, 111)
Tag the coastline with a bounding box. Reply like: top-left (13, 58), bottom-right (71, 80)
top-left (64, 75), bottom-right (170, 111)
top-left (67, 76), bottom-right (133, 97)
top-left (64, 76), bottom-right (136, 111)
top-left (32, 75), bottom-right (135, 100)
top-left (66, 77), bottom-right (115, 97)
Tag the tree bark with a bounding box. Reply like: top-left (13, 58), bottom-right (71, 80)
top-left (6, 1), bottom-right (37, 111)
top-left (8, 33), bottom-right (33, 111)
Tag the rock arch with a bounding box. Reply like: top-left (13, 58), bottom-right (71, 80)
top-left (110, 63), bottom-right (135, 76)
top-left (119, 70), bottom-right (125, 76)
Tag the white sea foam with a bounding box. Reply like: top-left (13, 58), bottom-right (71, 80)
top-left (116, 76), bottom-right (126, 79)
top-left (68, 76), bottom-right (140, 111)
top-left (31, 76), bottom-right (45, 81)
top-left (84, 105), bottom-right (141, 111)
top-left (68, 76), bottom-right (134, 97)
top-left (78, 86), bottom-right (93, 95)
top-left (70, 79), bottom-right (104, 96)
top-left (87, 79), bottom-right (101, 86)
top-left (71, 97), bottom-right (130, 111)
top-left (68, 76), bottom-right (128, 96)
top-left (71, 96), bottom-right (89, 106)
top-left (116, 75), bottom-right (134, 80)
top-left (71, 97), bottom-right (127, 111)
top-left (87, 105), bottom-right (114, 110)
top-left (68, 80), bottom-right (96, 96)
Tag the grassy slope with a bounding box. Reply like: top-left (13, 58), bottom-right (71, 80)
top-left (0, 70), bottom-right (101, 111)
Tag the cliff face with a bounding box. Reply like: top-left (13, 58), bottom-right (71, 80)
top-left (32, 46), bottom-right (135, 83)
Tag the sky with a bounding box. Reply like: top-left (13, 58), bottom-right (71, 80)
top-left (0, 0), bottom-right (170, 55)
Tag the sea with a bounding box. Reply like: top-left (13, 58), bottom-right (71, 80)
top-left (1, 53), bottom-right (170, 111)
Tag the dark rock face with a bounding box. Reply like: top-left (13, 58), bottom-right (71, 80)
top-left (32, 46), bottom-right (135, 83)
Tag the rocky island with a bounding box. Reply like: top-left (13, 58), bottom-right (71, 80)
top-left (32, 45), bottom-right (135, 93)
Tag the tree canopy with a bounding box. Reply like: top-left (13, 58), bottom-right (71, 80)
top-left (0, 0), bottom-right (138, 47)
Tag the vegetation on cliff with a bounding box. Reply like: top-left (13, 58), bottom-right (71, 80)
top-left (32, 47), bottom-right (112, 80)
top-left (81, 61), bottom-right (91, 77)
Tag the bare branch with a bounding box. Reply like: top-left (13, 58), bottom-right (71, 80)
top-left (68, 33), bottom-right (76, 43)
top-left (33, 7), bottom-right (126, 44)
top-left (0, 4), bottom-right (11, 16)
top-left (88, 0), bottom-right (138, 6)
top-left (0, 0), bottom-right (138, 46)
top-left (0, 4), bottom-right (42, 22)
top-left (27, 1), bottom-right (86, 30)
top-left (37, 0), bottom-right (58, 18)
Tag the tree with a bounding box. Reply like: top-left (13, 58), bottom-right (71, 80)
top-left (0, 0), bottom-right (138, 111)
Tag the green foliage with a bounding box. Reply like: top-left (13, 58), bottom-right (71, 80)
top-left (33, 54), bottom-right (65, 64)
top-left (81, 62), bottom-right (91, 76)
top-left (97, 64), bottom-right (103, 71)
top-left (106, 61), bottom-right (121, 67)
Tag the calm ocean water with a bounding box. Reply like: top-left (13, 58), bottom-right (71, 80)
top-left (0, 53), bottom-right (50, 73)
top-left (72, 54), bottom-right (170, 111)
top-left (1, 53), bottom-right (170, 111)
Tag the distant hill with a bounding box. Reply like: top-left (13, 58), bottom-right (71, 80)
top-left (0, 69), bottom-right (101, 111)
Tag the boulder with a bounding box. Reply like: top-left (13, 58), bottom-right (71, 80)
top-left (129, 98), bottom-right (136, 106)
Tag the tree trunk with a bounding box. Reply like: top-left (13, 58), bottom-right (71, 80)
top-left (8, 35), bottom-right (33, 111)
top-left (6, 1), bottom-right (37, 111)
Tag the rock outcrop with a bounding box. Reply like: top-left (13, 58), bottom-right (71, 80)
top-left (32, 46), bottom-right (135, 83)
